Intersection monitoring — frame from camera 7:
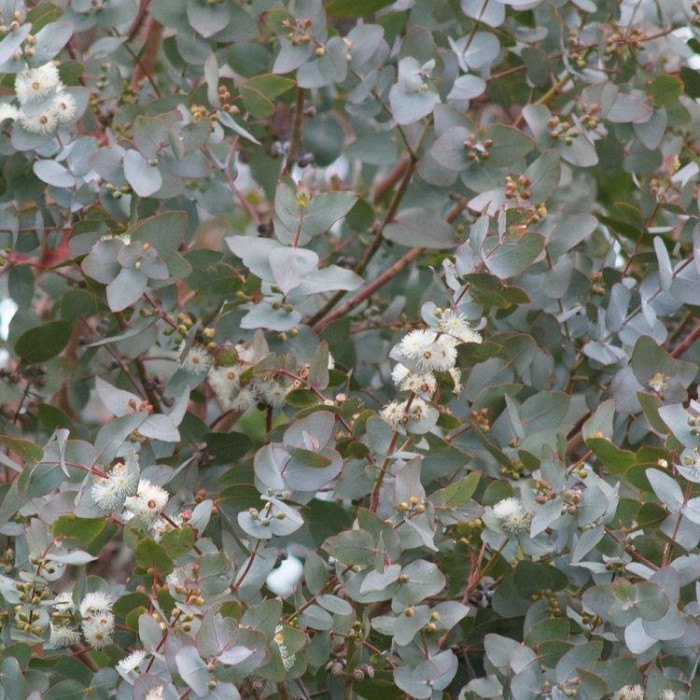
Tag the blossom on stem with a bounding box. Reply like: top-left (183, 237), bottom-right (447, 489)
top-left (15, 64), bottom-right (61, 104)
top-left (123, 479), bottom-right (169, 524)
top-left (492, 497), bottom-right (530, 534)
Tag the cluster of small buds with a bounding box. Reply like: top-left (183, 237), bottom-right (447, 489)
top-left (326, 658), bottom-right (345, 676)
top-left (566, 29), bottom-right (595, 69)
top-left (579, 103), bottom-right (602, 130)
top-left (532, 479), bottom-right (557, 504)
top-left (531, 588), bottom-right (562, 615)
top-left (553, 676), bottom-right (581, 698)
top-left (80, 591), bottom-right (114, 649)
top-left (189, 103), bottom-right (217, 128)
top-left (611, 684), bottom-right (645, 700)
top-left (603, 26), bottom-right (646, 58)
top-left (463, 133), bottom-right (493, 162)
top-left (469, 407), bottom-right (490, 432)
top-left (281, 16), bottom-right (313, 45)
top-left (649, 176), bottom-right (681, 205)
top-left (499, 460), bottom-right (525, 480)
top-left (505, 174), bottom-right (532, 201)
top-left (562, 488), bottom-right (582, 515)
top-left (397, 495), bottom-right (427, 515)
top-left (589, 270), bottom-right (605, 296)
top-left (217, 83), bottom-right (240, 115)
top-left (547, 115), bottom-right (579, 145)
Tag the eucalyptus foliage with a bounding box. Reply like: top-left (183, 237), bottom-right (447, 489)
top-left (0, 0), bottom-right (700, 698)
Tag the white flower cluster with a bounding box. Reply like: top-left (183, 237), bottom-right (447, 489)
top-left (80, 591), bottom-right (114, 649)
top-left (611, 685), bottom-right (645, 700)
top-left (89, 453), bottom-right (175, 540)
top-left (48, 592), bottom-right (81, 648)
top-left (145, 688), bottom-right (165, 700)
top-left (91, 456), bottom-right (140, 512)
top-left (0, 63), bottom-right (78, 135)
top-left (381, 309), bottom-right (482, 433)
top-left (123, 479), bottom-right (169, 526)
top-left (491, 497), bottom-right (530, 534)
top-left (205, 342), bottom-right (293, 411)
top-left (274, 625), bottom-right (296, 670)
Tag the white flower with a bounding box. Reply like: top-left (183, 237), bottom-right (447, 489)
top-left (429, 335), bottom-right (458, 371)
top-left (49, 623), bottom-right (81, 648)
top-left (274, 625), bottom-right (296, 671)
top-left (0, 103), bottom-right (19, 122)
top-left (391, 363), bottom-right (410, 385)
top-left (17, 108), bottom-right (58, 135)
top-left (79, 591), bottom-right (113, 618)
top-left (397, 329), bottom-right (458, 372)
top-left (659, 690), bottom-right (676, 700)
top-left (208, 365), bottom-right (242, 407)
top-left (492, 497), bottom-right (530, 534)
top-left (53, 591), bottom-right (75, 611)
top-left (327, 352), bottom-right (335, 370)
top-left (380, 397), bottom-right (437, 434)
top-left (145, 686), bottom-right (165, 700)
top-left (399, 329), bottom-right (437, 363)
top-left (81, 612), bottom-right (114, 649)
top-left (180, 344), bottom-right (212, 374)
top-left (448, 367), bottom-right (462, 394)
top-left (117, 649), bottom-right (147, 674)
top-left (124, 479), bottom-right (169, 524)
top-left (380, 401), bottom-right (404, 427)
top-left (15, 63), bottom-right (61, 104)
top-left (51, 91), bottom-right (77, 124)
top-left (436, 310), bottom-right (482, 344)
top-left (611, 685), bottom-right (645, 700)
top-left (258, 380), bottom-right (291, 407)
top-left (231, 387), bottom-right (258, 412)
top-left (235, 342), bottom-right (257, 364)
top-left (91, 458), bottom-right (140, 511)
top-left (398, 370), bottom-right (436, 397)
top-left (151, 513), bottom-right (182, 542)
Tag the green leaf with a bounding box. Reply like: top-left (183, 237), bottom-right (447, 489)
top-left (323, 529), bottom-right (377, 567)
top-left (0, 437), bottom-right (42, 466)
top-left (286, 445), bottom-right (332, 468)
top-left (326, 0), bottom-right (394, 17)
top-left (160, 527), bottom-right (196, 558)
top-left (240, 74), bottom-right (295, 118)
top-left (484, 232), bottom-right (544, 279)
top-left (587, 437), bottom-right (636, 473)
top-left (124, 149), bottom-right (162, 197)
top-left (113, 591), bottom-right (151, 618)
top-left (53, 516), bottom-right (108, 548)
top-left (135, 538), bottom-right (175, 575)
top-left (130, 211), bottom-right (188, 260)
top-left (15, 320), bottom-right (72, 363)
top-left (680, 66), bottom-right (700, 99)
top-left (484, 124), bottom-right (534, 167)
top-left (461, 274), bottom-right (530, 308)
top-left (384, 208), bottom-right (456, 248)
top-left (646, 75), bottom-right (683, 107)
